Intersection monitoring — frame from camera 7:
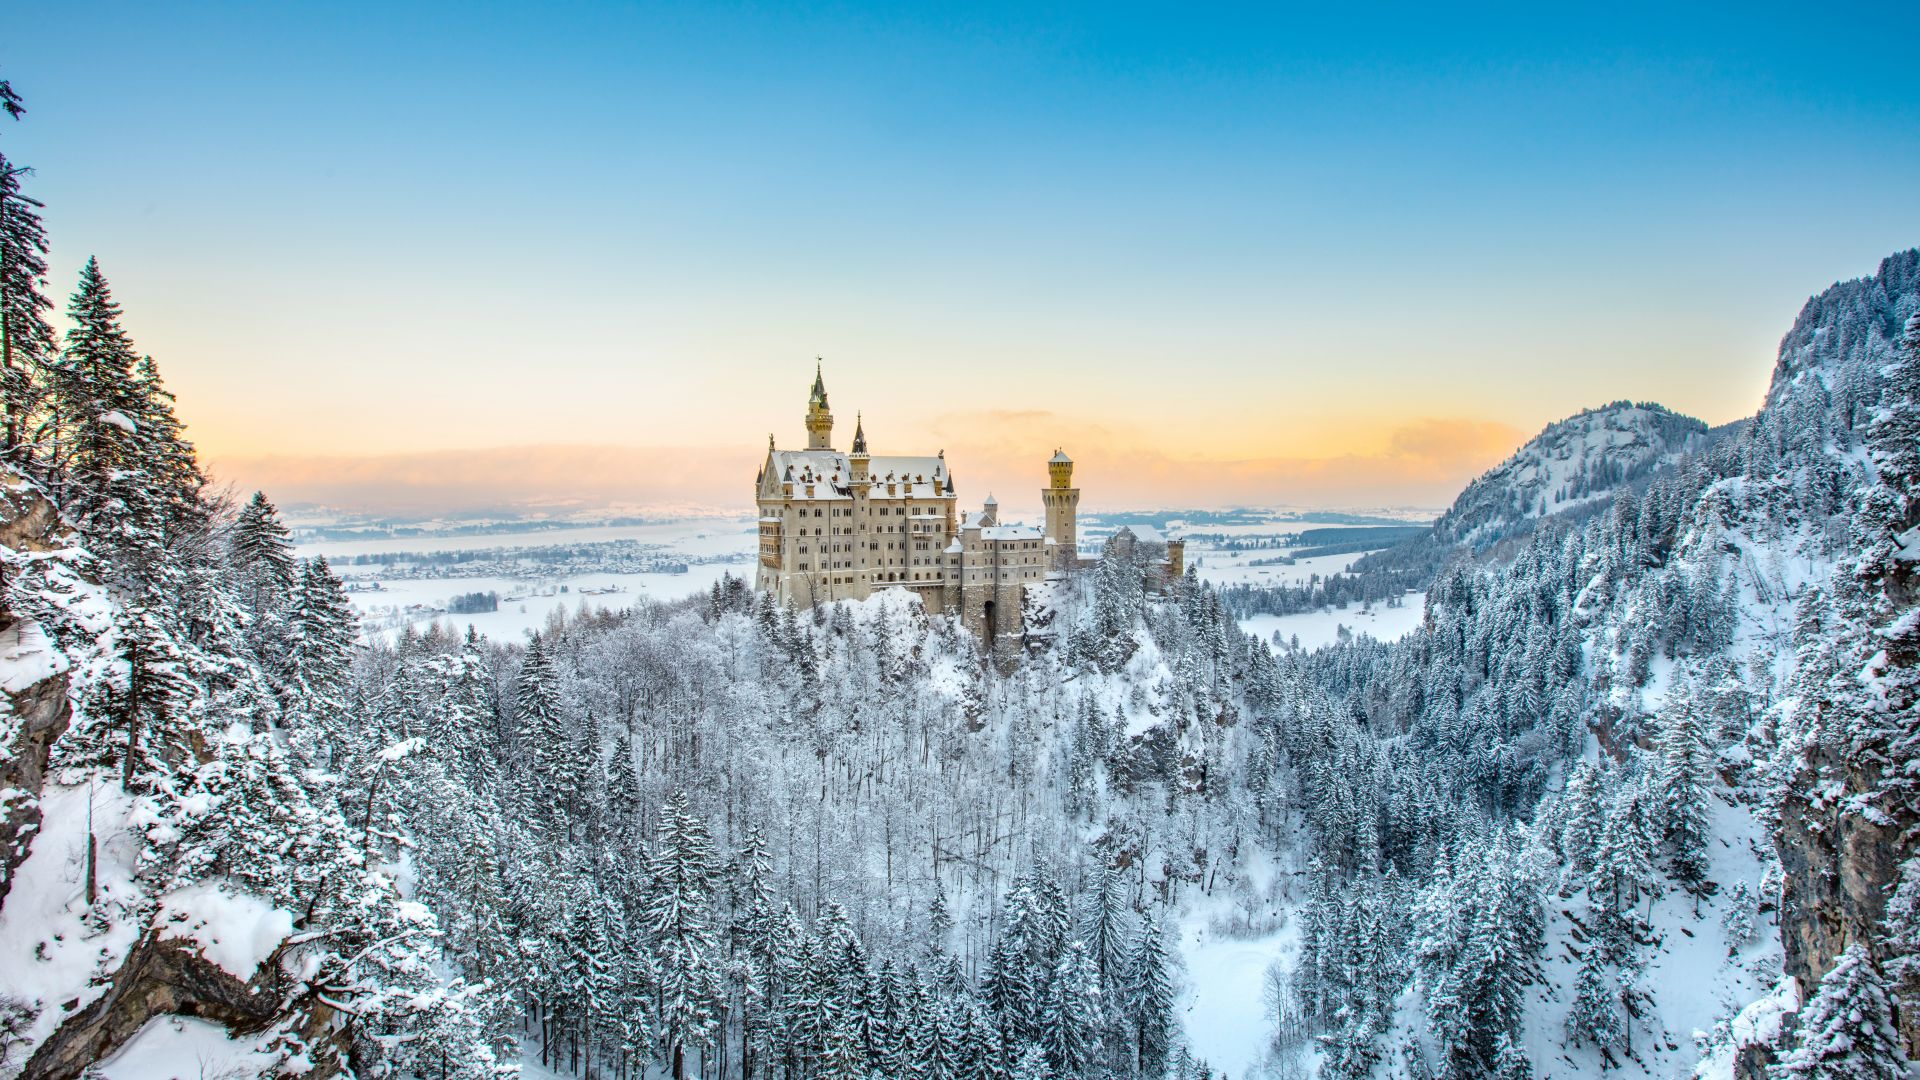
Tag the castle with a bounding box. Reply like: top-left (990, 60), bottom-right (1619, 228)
top-left (754, 363), bottom-right (1085, 650)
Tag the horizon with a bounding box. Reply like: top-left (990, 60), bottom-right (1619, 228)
top-left (8, 2), bottom-right (1918, 516)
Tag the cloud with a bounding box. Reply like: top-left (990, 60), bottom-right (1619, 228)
top-left (208, 413), bottom-right (1525, 518)
top-left (921, 410), bottom-right (1524, 513)
top-left (209, 444), bottom-right (762, 516)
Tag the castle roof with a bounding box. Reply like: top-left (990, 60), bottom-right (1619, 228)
top-left (981, 524), bottom-right (1043, 542)
top-left (1050, 449), bottom-right (1072, 464)
top-left (765, 448), bottom-right (951, 500)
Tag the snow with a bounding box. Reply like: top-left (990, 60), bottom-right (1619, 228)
top-left (97, 410), bottom-right (137, 433)
top-left (378, 736), bottom-right (426, 762)
top-left (296, 516), bottom-right (756, 561)
top-left (1179, 917), bottom-right (1296, 1080)
top-left (153, 880), bottom-right (294, 981)
top-left (1239, 595), bottom-right (1427, 651)
top-left (94, 1014), bottom-right (283, 1079)
top-left (1, 618), bottom-right (67, 694)
top-left (1192, 547), bottom-right (1380, 590)
top-left (294, 517), bottom-right (759, 642)
top-left (1517, 785), bottom-right (1782, 1080)
top-left (765, 449), bottom-right (950, 499)
top-left (340, 563), bottom-right (743, 642)
top-left (0, 781), bottom-right (149, 1056)
top-left (1695, 978), bottom-right (1799, 1080)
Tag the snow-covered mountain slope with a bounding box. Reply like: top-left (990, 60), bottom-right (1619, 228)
top-left (1434, 401), bottom-right (1714, 550)
top-left (1262, 247), bottom-right (1920, 1080)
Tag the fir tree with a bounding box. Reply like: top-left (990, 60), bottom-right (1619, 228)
top-left (1081, 866), bottom-right (1134, 986)
top-left (286, 555), bottom-right (357, 739)
top-left (230, 490), bottom-right (297, 619)
top-left (1654, 693), bottom-right (1715, 898)
top-left (644, 794), bottom-right (724, 1080)
top-left (1124, 918), bottom-right (1176, 1079)
top-left (1769, 946), bottom-right (1910, 1080)
top-left (53, 258), bottom-right (144, 543)
top-left (0, 90), bottom-right (52, 467)
top-left (1565, 949), bottom-right (1622, 1056)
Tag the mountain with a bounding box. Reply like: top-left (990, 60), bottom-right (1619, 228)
top-left (1433, 401), bottom-right (1716, 550)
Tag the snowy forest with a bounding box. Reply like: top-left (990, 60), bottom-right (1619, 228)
top-left (4, 70), bottom-right (1920, 1080)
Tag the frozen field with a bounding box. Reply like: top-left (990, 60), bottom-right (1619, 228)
top-left (341, 564), bottom-right (747, 642)
top-left (1240, 595), bottom-right (1427, 651)
top-left (296, 517), bottom-right (759, 642)
top-left (297, 517), bottom-right (757, 561)
top-left (1179, 918), bottom-right (1296, 1080)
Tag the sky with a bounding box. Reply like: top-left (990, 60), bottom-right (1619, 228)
top-left (6, 2), bottom-right (1918, 518)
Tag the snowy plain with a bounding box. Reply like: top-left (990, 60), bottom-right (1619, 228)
top-left (296, 517), bottom-right (759, 642)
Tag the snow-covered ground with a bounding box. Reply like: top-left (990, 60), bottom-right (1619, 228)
top-left (298, 517), bottom-right (756, 561)
top-left (1180, 920), bottom-right (1296, 1080)
top-left (96, 1015), bottom-right (285, 1079)
top-left (1194, 549), bottom-right (1381, 590)
top-left (296, 517), bottom-right (758, 642)
top-left (1239, 595), bottom-right (1427, 651)
top-left (339, 563), bottom-right (744, 642)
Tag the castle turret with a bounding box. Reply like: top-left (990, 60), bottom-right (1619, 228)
top-left (1043, 449), bottom-right (1080, 570)
top-left (806, 360), bottom-right (833, 449)
top-left (849, 413), bottom-right (870, 482)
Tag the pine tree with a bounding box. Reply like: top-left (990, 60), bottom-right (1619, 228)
top-left (1721, 880), bottom-right (1755, 957)
top-left (515, 634), bottom-right (570, 829)
top-left (1565, 949), bottom-right (1621, 1055)
top-left (0, 90), bottom-right (53, 468)
top-left (286, 555), bottom-right (357, 740)
top-left (1044, 940), bottom-right (1102, 1077)
top-left (1124, 918), bottom-right (1176, 1079)
top-left (1654, 695), bottom-right (1715, 898)
top-left (1587, 780), bottom-right (1658, 961)
top-left (644, 794), bottom-right (723, 1080)
top-left (1769, 946), bottom-right (1910, 1080)
top-left (927, 889), bottom-right (955, 958)
top-left (1867, 313), bottom-right (1920, 510)
top-left (605, 729), bottom-right (642, 831)
top-left (1559, 761), bottom-right (1605, 878)
top-left (1081, 866), bottom-right (1134, 987)
top-left (53, 258), bottom-right (144, 542)
top-left (1490, 1031), bottom-right (1531, 1080)
top-left (231, 490), bottom-right (298, 619)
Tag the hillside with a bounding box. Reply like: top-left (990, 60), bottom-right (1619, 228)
top-left (1432, 401), bottom-right (1714, 550)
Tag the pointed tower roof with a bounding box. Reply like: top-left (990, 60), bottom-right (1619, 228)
top-left (809, 358), bottom-right (828, 408)
top-left (1050, 448), bottom-right (1072, 464)
top-left (851, 412), bottom-right (868, 455)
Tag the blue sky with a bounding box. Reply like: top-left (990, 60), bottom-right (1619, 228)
top-left (7, 2), bottom-right (1917, 511)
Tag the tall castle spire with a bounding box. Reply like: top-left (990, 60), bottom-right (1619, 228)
top-left (805, 358), bottom-right (833, 449)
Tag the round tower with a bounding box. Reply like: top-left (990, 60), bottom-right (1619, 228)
top-left (1042, 449), bottom-right (1080, 571)
top-left (805, 359), bottom-right (833, 449)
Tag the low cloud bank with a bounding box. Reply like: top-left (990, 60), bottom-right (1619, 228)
top-left (209, 414), bottom-right (1521, 517)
